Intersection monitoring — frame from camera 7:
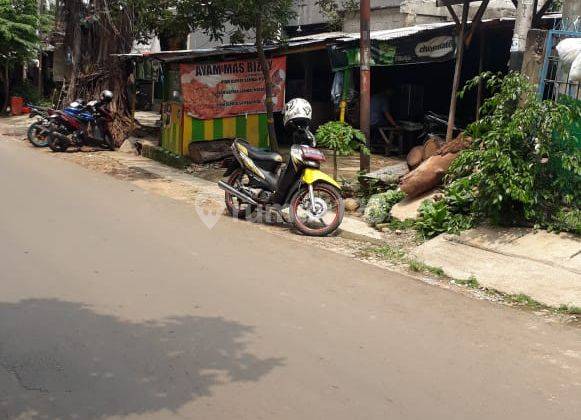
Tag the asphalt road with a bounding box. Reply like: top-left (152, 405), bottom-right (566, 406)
top-left (1, 139), bottom-right (580, 420)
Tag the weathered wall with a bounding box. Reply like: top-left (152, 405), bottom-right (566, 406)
top-left (342, 0), bottom-right (517, 33)
top-left (342, 7), bottom-right (405, 33)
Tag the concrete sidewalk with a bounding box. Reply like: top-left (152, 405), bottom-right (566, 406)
top-left (414, 227), bottom-right (581, 308)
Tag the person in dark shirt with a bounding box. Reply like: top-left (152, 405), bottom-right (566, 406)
top-left (369, 89), bottom-right (399, 151)
top-left (370, 89), bottom-right (398, 128)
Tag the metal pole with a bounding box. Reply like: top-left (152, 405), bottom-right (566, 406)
top-left (446, 1), bottom-right (469, 141)
top-left (359, 0), bottom-right (371, 172)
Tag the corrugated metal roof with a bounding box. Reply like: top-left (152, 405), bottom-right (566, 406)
top-left (115, 14), bottom-right (561, 62)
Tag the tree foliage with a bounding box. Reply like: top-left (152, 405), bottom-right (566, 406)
top-left (316, 121), bottom-right (367, 155)
top-left (0, 0), bottom-right (39, 65)
top-left (132, 0), bottom-right (227, 44)
top-left (316, 120), bottom-right (368, 179)
top-left (0, 0), bottom-right (39, 111)
top-left (315, 0), bottom-right (358, 30)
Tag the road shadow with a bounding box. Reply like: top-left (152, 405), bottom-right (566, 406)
top-left (0, 299), bottom-right (283, 419)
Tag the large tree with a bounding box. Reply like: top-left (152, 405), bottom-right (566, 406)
top-left (59, 0), bottom-right (297, 147)
top-left (0, 0), bottom-right (39, 112)
top-left (59, 0), bottom-right (138, 143)
top-left (60, 0), bottom-right (230, 143)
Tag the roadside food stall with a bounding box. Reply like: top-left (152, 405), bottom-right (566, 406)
top-left (158, 53), bottom-right (285, 156)
top-left (134, 37), bottom-right (338, 159)
top-left (327, 19), bottom-right (517, 154)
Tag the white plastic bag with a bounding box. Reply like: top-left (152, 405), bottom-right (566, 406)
top-left (556, 38), bottom-right (581, 67)
top-left (570, 53), bottom-right (581, 82)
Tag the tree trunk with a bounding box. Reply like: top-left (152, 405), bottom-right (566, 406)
top-left (333, 150), bottom-right (338, 180)
top-left (255, 14), bottom-right (278, 152)
top-left (61, 0), bottom-right (134, 145)
top-left (509, 0), bottom-right (535, 71)
top-left (1, 64), bottom-right (9, 114)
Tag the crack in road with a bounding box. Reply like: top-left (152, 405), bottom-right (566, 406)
top-left (0, 361), bottom-right (50, 393)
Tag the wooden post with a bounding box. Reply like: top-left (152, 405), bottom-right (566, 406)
top-left (359, 0), bottom-right (371, 172)
top-left (446, 1), bottom-right (469, 141)
top-left (476, 30), bottom-right (485, 120)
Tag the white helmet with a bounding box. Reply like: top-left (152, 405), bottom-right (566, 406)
top-left (283, 98), bottom-right (312, 127)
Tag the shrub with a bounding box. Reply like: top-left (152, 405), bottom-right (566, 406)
top-left (316, 121), bottom-right (369, 179)
top-left (426, 72), bottom-right (581, 235)
top-left (363, 190), bottom-right (405, 226)
top-left (415, 199), bottom-right (474, 239)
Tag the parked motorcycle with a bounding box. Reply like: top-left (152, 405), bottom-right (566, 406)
top-left (48, 90), bottom-right (115, 152)
top-left (218, 98), bottom-right (345, 237)
top-left (26, 104), bottom-right (54, 147)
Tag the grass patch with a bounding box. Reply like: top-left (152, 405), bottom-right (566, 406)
top-left (558, 305), bottom-right (581, 315)
top-left (452, 275), bottom-right (480, 288)
top-left (366, 245), bottom-right (446, 277)
top-left (387, 219), bottom-right (416, 231)
top-left (505, 293), bottom-right (544, 310)
top-left (407, 259), bottom-right (445, 277)
top-left (370, 245), bottom-right (406, 261)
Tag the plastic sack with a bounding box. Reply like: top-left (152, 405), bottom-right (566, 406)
top-left (571, 53), bottom-right (581, 82)
top-left (555, 38), bottom-right (581, 67)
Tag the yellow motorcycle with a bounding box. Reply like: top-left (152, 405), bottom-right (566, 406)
top-left (218, 99), bottom-right (344, 236)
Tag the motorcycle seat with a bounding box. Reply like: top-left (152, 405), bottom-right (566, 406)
top-left (235, 139), bottom-right (282, 163)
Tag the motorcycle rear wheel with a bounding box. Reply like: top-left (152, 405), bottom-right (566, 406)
top-left (27, 122), bottom-right (49, 147)
top-left (224, 169), bottom-right (258, 219)
top-left (290, 182), bottom-right (344, 237)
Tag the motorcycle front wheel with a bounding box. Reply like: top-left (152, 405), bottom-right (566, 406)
top-left (290, 182), bottom-right (344, 237)
top-left (27, 122), bottom-right (49, 147)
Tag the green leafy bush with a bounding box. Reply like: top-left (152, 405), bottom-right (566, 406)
top-left (316, 121), bottom-right (369, 179)
top-left (415, 200), bottom-right (474, 239)
top-left (363, 189), bottom-right (405, 226)
top-left (552, 208), bottom-right (581, 235)
top-left (420, 72), bottom-right (581, 236)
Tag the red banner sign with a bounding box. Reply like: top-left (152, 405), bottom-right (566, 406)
top-left (180, 56), bottom-right (286, 119)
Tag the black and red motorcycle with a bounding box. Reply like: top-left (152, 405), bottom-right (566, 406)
top-left (47, 90), bottom-right (115, 152)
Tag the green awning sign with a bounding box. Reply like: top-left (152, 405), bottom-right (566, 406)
top-left (329, 32), bottom-right (456, 71)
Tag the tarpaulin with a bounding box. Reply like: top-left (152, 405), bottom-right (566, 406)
top-left (180, 56), bottom-right (286, 119)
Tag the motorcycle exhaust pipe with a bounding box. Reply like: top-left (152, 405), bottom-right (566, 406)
top-left (218, 181), bottom-right (258, 206)
top-left (52, 131), bottom-right (69, 142)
